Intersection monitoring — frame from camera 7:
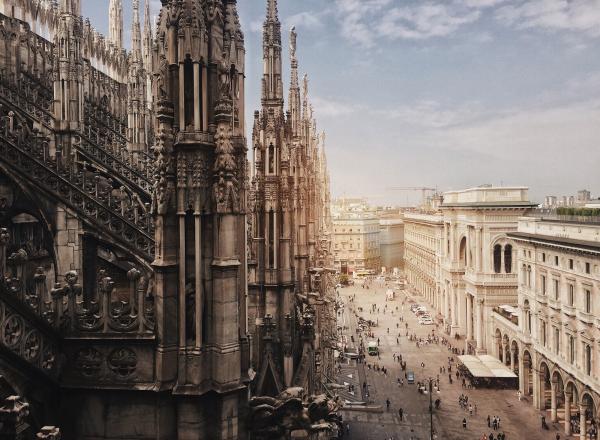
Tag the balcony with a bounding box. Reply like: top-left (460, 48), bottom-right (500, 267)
top-left (547, 297), bottom-right (561, 311)
top-left (562, 304), bottom-right (576, 318)
top-left (464, 270), bottom-right (517, 286)
top-left (577, 310), bottom-right (595, 325)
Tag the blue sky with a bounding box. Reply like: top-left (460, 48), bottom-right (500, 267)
top-left (82, 0), bottom-right (600, 205)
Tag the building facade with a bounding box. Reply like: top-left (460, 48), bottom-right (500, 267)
top-left (404, 212), bottom-right (443, 309)
top-left (492, 215), bottom-right (600, 438)
top-left (332, 212), bottom-right (381, 274)
top-left (439, 187), bottom-right (535, 353)
top-left (379, 216), bottom-right (404, 271)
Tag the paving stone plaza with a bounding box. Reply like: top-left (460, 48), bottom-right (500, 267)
top-left (337, 282), bottom-right (564, 440)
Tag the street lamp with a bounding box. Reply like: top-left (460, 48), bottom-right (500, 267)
top-left (429, 378), bottom-right (434, 440)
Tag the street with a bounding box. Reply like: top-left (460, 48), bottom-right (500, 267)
top-left (336, 280), bottom-right (565, 440)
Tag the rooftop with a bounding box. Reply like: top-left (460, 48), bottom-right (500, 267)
top-left (442, 186), bottom-right (534, 208)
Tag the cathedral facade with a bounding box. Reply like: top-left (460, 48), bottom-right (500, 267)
top-left (247, 0), bottom-right (335, 399)
top-left (0, 0), bottom-right (334, 438)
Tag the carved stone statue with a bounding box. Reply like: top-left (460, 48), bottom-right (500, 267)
top-left (289, 26), bottom-right (296, 60)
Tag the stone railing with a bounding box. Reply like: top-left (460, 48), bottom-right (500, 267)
top-left (0, 72), bottom-right (154, 198)
top-left (0, 108), bottom-right (155, 261)
top-left (0, 230), bottom-right (155, 336)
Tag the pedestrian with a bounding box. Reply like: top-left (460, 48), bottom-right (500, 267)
top-left (517, 390), bottom-right (521, 401)
top-left (463, 418), bottom-right (467, 429)
top-left (556, 433), bottom-right (560, 440)
top-left (487, 415), bottom-right (490, 428)
top-left (398, 408), bottom-right (403, 421)
top-left (386, 399), bottom-right (390, 411)
top-left (346, 423), bottom-right (350, 435)
top-left (488, 434), bottom-right (494, 440)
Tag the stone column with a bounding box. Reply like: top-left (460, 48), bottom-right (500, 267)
top-left (579, 404), bottom-right (587, 440)
top-left (476, 227), bottom-right (482, 271)
top-left (510, 347), bottom-right (516, 373)
top-left (443, 223), bottom-right (448, 257)
top-left (450, 222), bottom-right (456, 261)
top-left (564, 391), bottom-right (572, 436)
top-left (466, 294), bottom-right (473, 342)
top-left (518, 354), bottom-right (525, 395)
top-left (538, 372), bottom-right (546, 410)
top-left (476, 299), bottom-right (484, 351)
top-left (550, 378), bottom-right (557, 422)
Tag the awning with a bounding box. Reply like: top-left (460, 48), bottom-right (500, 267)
top-left (458, 355), bottom-right (517, 378)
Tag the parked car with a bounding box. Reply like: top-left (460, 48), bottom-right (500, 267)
top-left (419, 318), bottom-right (434, 325)
top-left (407, 371), bottom-right (415, 384)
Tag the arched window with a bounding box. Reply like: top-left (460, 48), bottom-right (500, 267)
top-left (504, 244), bottom-right (513, 273)
top-left (493, 244), bottom-right (502, 273)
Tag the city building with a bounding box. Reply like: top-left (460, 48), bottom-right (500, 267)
top-left (543, 190), bottom-right (594, 209)
top-left (332, 210), bottom-right (381, 274)
top-left (492, 212), bottom-right (600, 437)
top-left (379, 216), bottom-right (405, 271)
top-left (439, 186), bottom-right (536, 353)
top-left (578, 189), bottom-right (592, 203)
top-left (403, 211), bottom-right (443, 309)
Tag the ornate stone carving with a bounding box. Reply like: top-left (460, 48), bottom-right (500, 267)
top-left (107, 347), bottom-right (137, 378)
top-left (2, 315), bottom-right (23, 348)
top-left (151, 128), bottom-right (174, 215)
top-left (74, 347), bottom-right (103, 378)
top-left (213, 124), bottom-right (240, 214)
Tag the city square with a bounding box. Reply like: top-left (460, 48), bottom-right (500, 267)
top-left (336, 280), bottom-right (581, 440)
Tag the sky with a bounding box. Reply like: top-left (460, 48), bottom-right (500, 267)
top-left (82, 0), bottom-right (600, 206)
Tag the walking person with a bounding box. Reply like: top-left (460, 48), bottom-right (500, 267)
top-left (463, 418), bottom-right (467, 429)
top-left (487, 415), bottom-right (490, 428)
top-left (398, 408), bottom-right (403, 421)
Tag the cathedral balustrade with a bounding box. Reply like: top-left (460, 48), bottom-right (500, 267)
top-left (0, 107), bottom-right (155, 261)
top-left (0, 229), bottom-right (155, 338)
top-left (0, 70), bottom-right (154, 202)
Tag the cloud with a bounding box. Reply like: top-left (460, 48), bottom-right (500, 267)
top-left (334, 0), bottom-right (494, 46)
top-left (312, 96), bottom-right (485, 128)
top-left (284, 11), bottom-right (324, 30)
top-left (335, 0), bottom-right (392, 47)
top-left (495, 0), bottom-right (600, 37)
top-left (380, 4), bottom-right (481, 40)
top-left (310, 96), bottom-right (364, 117)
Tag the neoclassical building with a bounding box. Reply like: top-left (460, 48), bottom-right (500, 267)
top-left (439, 187), bottom-right (535, 353)
top-left (332, 211), bottom-right (381, 274)
top-left (404, 211), bottom-right (443, 310)
top-left (493, 215), bottom-right (600, 438)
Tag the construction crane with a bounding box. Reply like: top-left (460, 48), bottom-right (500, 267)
top-left (387, 187), bottom-right (437, 206)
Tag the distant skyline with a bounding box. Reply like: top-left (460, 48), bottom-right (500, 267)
top-left (82, 0), bottom-right (600, 205)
